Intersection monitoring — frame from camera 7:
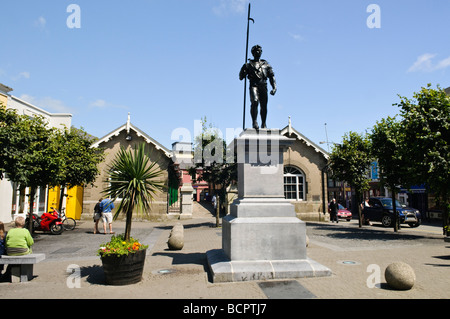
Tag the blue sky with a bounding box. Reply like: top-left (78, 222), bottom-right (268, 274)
top-left (1, 0), bottom-right (450, 152)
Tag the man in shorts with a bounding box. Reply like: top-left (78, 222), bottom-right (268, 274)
top-left (100, 198), bottom-right (115, 234)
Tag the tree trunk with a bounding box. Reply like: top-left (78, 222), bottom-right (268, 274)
top-left (216, 196), bottom-right (220, 228)
top-left (124, 202), bottom-right (134, 241)
top-left (58, 184), bottom-right (66, 213)
top-left (28, 188), bottom-right (36, 234)
top-left (392, 190), bottom-right (398, 232)
top-left (443, 196), bottom-right (449, 237)
top-left (356, 190), bottom-right (362, 228)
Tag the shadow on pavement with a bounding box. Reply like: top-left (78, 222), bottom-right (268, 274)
top-left (306, 222), bottom-right (443, 243)
top-left (80, 265), bottom-right (105, 285)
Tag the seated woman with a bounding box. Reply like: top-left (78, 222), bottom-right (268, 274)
top-left (0, 221), bottom-right (6, 274)
top-left (5, 216), bottom-right (34, 256)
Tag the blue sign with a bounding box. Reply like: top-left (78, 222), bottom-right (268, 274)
top-left (371, 161), bottom-right (379, 180)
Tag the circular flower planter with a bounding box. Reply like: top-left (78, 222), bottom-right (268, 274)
top-left (101, 248), bottom-right (147, 285)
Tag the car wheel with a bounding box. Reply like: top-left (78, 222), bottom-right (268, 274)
top-left (381, 215), bottom-right (392, 227)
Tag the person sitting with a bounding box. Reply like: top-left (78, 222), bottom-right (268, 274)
top-left (0, 221), bottom-right (6, 274)
top-left (5, 216), bottom-right (34, 256)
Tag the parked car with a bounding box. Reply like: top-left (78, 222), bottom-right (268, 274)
top-left (362, 197), bottom-right (421, 228)
top-left (337, 204), bottom-right (352, 221)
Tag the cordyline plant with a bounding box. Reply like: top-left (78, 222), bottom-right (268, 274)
top-left (103, 143), bottom-right (165, 241)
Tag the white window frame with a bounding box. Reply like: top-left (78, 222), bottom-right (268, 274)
top-left (284, 166), bottom-right (305, 201)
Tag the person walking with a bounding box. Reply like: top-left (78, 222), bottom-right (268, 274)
top-left (100, 198), bottom-right (115, 234)
top-left (93, 198), bottom-right (102, 234)
top-left (329, 198), bottom-right (339, 223)
top-left (212, 194), bottom-right (217, 210)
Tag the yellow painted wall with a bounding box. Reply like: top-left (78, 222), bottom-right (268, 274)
top-left (66, 185), bottom-right (83, 220)
top-left (47, 186), bottom-right (61, 211)
top-left (48, 185), bottom-right (83, 219)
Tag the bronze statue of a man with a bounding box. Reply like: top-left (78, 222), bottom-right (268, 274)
top-left (239, 45), bottom-right (277, 130)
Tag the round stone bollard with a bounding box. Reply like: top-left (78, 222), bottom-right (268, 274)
top-left (384, 262), bottom-right (416, 290)
top-left (168, 224), bottom-right (184, 250)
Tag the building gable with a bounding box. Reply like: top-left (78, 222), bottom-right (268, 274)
top-left (91, 113), bottom-right (171, 159)
top-left (280, 119), bottom-right (329, 160)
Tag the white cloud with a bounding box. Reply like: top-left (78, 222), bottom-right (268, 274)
top-left (289, 32), bottom-right (304, 42)
top-left (89, 99), bottom-right (128, 110)
top-left (436, 56), bottom-right (450, 70)
top-left (90, 99), bottom-right (107, 108)
top-left (19, 94), bottom-right (73, 113)
top-left (408, 53), bottom-right (450, 72)
top-left (34, 16), bottom-right (46, 29)
top-left (213, 0), bottom-right (248, 16)
top-left (12, 71), bottom-right (31, 81)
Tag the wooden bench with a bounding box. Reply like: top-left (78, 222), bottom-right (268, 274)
top-left (0, 254), bottom-right (46, 283)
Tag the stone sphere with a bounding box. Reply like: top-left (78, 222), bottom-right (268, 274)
top-left (168, 224), bottom-right (184, 250)
top-left (384, 262), bottom-right (416, 290)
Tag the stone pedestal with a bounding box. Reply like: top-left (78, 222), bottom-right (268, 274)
top-left (180, 183), bottom-right (194, 219)
top-left (207, 129), bottom-right (331, 282)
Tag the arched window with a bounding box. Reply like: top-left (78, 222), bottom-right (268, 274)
top-left (284, 166), bottom-right (305, 201)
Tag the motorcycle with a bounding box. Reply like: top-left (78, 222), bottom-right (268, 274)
top-left (26, 208), bottom-right (64, 235)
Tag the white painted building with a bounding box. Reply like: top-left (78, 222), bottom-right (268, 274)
top-left (0, 83), bottom-right (72, 222)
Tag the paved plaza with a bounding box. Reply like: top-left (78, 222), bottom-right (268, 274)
top-left (0, 202), bottom-right (449, 302)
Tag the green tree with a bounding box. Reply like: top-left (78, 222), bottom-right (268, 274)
top-left (0, 104), bottom-right (61, 232)
top-left (370, 117), bottom-right (406, 231)
top-left (51, 126), bottom-right (104, 212)
top-left (189, 117), bottom-right (237, 227)
top-left (329, 131), bottom-right (372, 227)
top-left (103, 143), bottom-right (165, 241)
top-left (395, 84), bottom-right (450, 235)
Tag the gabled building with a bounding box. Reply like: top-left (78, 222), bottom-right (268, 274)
top-left (83, 114), bottom-right (174, 218)
top-left (83, 115), bottom-right (331, 221)
top-left (281, 118), bottom-right (330, 221)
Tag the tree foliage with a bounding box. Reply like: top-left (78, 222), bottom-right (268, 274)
top-left (0, 104), bottom-right (61, 231)
top-left (51, 126), bottom-right (104, 210)
top-left (0, 103), bottom-right (104, 230)
top-left (371, 116), bottom-right (406, 231)
top-left (189, 117), bottom-right (237, 227)
top-left (394, 84), bottom-right (450, 234)
top-left (0, 105), bottom-right (59, 187)
top-left (325, 85), bottom-right (449, 234)
top-left (329, 131), bottom-right (372, 227)
top-left (52, 126), bottom-right (104, 188)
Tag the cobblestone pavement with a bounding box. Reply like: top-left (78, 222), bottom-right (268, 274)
top-left (1, 206), bottom-right (449, 301)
